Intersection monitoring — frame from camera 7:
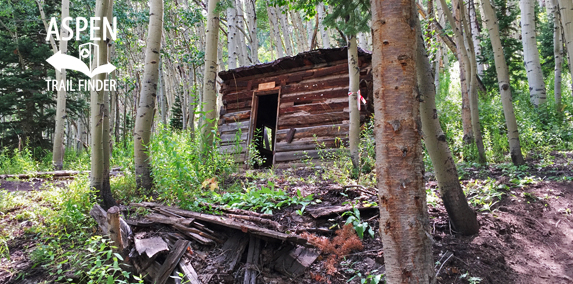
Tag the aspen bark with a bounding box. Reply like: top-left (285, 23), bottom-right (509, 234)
top-left (52, 0), bottom-right (69, 170)
top-left (520, 0), bottom-right (547, 107)
top-left (449, 0), bottom-right (474, 145)
top-left (416, 19), bottom-right (479, 236)
top-left (372, 0), bottom-right (435, 281)
top-left (267, 5), bottom-right (284, 58)
top-left (549, 0), bottom-right (562, 110)
top-left (347, 36), bottom-right (360, 170)
top-left (134, 0), bottom-right (163, 191)
top-left (201, 0), bottom-right (220, 149)
top-left (481, 0), bottom-right (525, 165)
top-left (557, 0), bottom-right (573, 92)
top-left (235, 0), bottom-right (248, 66)
top-left (469, 0), bottom-right (484, 76)
top-left (460, 0), bottom-right (487, 164)
top-left (245, 0), bottom-right (258, 63)
top-left (91, 0), bottom-right (115, 208)
top-left (227, 6), bottom-right (238, 69)
top-left (278, 7), bottom-right (294, 56)
top-left (317, 2), bottom-right (330, 48)
top-left (159, 59), bottom-right (167, 125)
top-left (291, 10), bottom-right (308, 52)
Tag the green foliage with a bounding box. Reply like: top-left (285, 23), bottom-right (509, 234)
top-left (149, 126), bottom-right (237, 207)
top-left (212, 181), bottom-right (314, 215)
top-left (0, 147), bottom-right (41, 174)
top-left (342, 206), bottom-right (374, 240)
top-left (462, 178), bottom-right (508, 211)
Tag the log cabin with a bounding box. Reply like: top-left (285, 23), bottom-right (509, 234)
top-left (218, 47), bottom-right (373, 167)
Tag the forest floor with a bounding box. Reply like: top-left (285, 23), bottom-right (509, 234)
top-left (1, 151), bottom-right (572, 284)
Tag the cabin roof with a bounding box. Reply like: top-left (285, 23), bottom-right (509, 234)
top-left (218, 47), bottom-right (372, 81)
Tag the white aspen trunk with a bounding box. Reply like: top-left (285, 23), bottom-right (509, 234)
top-left (291, 10), bottom-right (307, 52)
top-left (520, 0), bottom-right (547, 107)
top-left (91, 0), bottom-right (115, 208)
top-left (134, 0), bottom-right (163, 191)
top-left (469, 0), bottom-right (484, 76)
top-left (278, 7), bottom-right (294, 56)
top-left (227, 6), bottom-right (237, 69)
top-left (549, 0), bottom-right (563, 110)
top-left (235, 0), bottom-right (249, 66)
top-left (446, 0), bottom-right (473, 144)
top-left (201, 0), bottom-right (220, 149)
top-left (460, 0), bottom-right (487, 163)
top-left (416, 18), bottom-right (479, 235)
top-left (317, 3), bottom-right (330, 48)
top-left (267, 5), bottom-right (285, 58)
top-left (481, 0), bottom-right (525, 165)
top-left (52, 0), bottom-right (69, 170)
top-left (159, 59), bottom-right (167, 125)
top-left (358, 32), bottom-right (368, 50)
top-left (558, 0), bottom-right (573, 92)
top-left (347, 36), bottom-right (360, 170)
top-left (245, 0), bottom-right (258, 63)
top-left (307, 17), bottom-right (315, 49)
top-left (434, 46), bottom-right (442, 94)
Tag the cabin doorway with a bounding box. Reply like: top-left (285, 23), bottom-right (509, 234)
top-left (251, 93), bottom-right (279, 168)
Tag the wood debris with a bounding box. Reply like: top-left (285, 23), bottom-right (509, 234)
top-left (90, 201), bottom-right (320, 283)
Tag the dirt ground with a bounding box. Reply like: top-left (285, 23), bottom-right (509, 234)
top-left (1, 154), bottom-right (573, 284)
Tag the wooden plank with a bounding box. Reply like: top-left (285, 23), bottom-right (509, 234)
top-left (278, 111), bottom-right (348, 128)
top-left (155, 240), bottom-right (190, 284)
top-left (272, 245), bottom-right (320, 277)
top-left (258, 81), bottom-right (275, 90)
top-left (218, 122), bottom-right (249, 134)
top-left (274, 149), bottom-right (343, 162)
top-left (131, 203), bottom-right (310, 246)
top-left (276, 124), bottom-right (349, 142)
top-left (243, 236), bottom-right (261, 284)
top-left (225, 100), bottom-right (252, 111)
top-left (219, 143), bottom-right (247, 154)
top-left (215, 233), bottom-right (249, 273)
top-left (220, 131), bottom-right (248, 143)
top-left (178, 256), bottom-right (201, 284)
top-left (222, 90), bottom-right (252, 102)
top-left (279, 101), bottom-right (347, 115)
top-left (275, 137), bottom-right (347, 152)
top-left (135, 237), bottom-right (169, 258)
top-left (281, 78), bottom-right (348, 97)
top-left (222, 110), bottom-right (251, 123)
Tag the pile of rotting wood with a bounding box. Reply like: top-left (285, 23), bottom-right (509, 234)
top-left (89, 201), bottom-right (325, 284)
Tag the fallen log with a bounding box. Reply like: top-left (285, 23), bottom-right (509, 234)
top-left (90, 204), bottom-right (132, 250)
top-left (215, 233), bottom-right (249, 273)
top-left (243, 236), bottom-right (260, 284)
top-left (131, 202), bottom-right (310, 246)
top-left (0, 167), bottom-right (121, 180)
top-left (305, 204), bottom-right (379, 219)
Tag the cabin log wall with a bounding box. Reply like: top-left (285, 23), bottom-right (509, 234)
top-left (218, 49), bottom-right (372, 165)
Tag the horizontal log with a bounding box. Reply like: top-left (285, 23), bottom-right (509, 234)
top-left (281, 78), bottom-right (349, 97)
top-left (225, 100), bottom-right (252, 112)
top-left (274, 149), bottom-right (344, 162)
top-left (222, 90), bottom-right (253, 102)
top-left (130, 203), bottom-right (310, 246)
top-left (278, 111), bottom-right (347, 127)
top-left (220, 132), bottom-right (248, 144)
top-left (222, 110), bottom-right (251, 123)
top-left (218, 122), bottom-right (249, 134)
top-left (0, 170), bottom-right (87, 179)
top-left (279, 101), bottom-right (348, 115)
top-left (276, 124), bottom-right (349, 142)
top-left (219, 143), bottom-right (247, 154)
top-left (275, 138), bottom-right (348, 152)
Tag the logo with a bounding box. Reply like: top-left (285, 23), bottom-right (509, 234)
top-left (45, 17), bottom-right (117, 92)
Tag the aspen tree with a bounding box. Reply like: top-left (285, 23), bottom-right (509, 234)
top-left (267, 4), bottom-right (284, 58)
top-left (557, 0), bottom-right (573, 92)
top-left (481, 0), bottom-right (525, 165)
top-left (51, 0), bottom-right (69, 170)
top-left (548, 0), bottom-right (563, 110)
top-left (134, 0), bottom-right (163, 190)
top-left (227, 5), bottom-right (237, 69)
top-left (200, 0), bottom-right (220, 149)
top-left (317, 2), bottom-right (330, 48)
top-left (520, 0), bottom-right (547, 107)
top-left (372, 0), bottom-right (435, 281)
top-left (245, 0), bottom-right (258, 63)
top-left (91, 0), bottom-right (115, 208)
top-left (416, 16), bottom-right (479, 236)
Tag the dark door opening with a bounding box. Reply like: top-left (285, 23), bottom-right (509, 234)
top-left (253, 93), bottom-right (278, 168)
